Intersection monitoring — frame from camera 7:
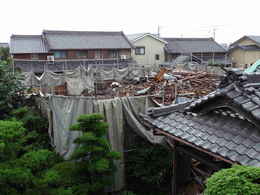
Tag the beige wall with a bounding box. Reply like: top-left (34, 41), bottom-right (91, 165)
top-left (230, 48), bottom-right (260, 68)
top-left (131, 35), bottom-right (166, 69)
top-left (237, 39), bottom-right (256, 46)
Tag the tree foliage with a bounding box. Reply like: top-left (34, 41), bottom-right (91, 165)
top-left (44, 113), bottom-right (121, 194)
top-left (0, 47), bottom-right (10, 63)
top-left (0, 63), bottom-right (24, 119)
top-left (205, 165), bottom-right (260, 195)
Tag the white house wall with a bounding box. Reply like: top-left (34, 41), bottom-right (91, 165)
top-left (131, 36), bottom-right (166, 68)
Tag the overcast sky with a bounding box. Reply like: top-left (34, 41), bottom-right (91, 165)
top-left (1, 0), bottom-right (260, 44)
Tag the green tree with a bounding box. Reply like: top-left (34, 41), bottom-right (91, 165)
top-left (205, 165), bottom-right (260, 195)
top-left (43, 114), bottom-right (121, 194)
top-left (0, 63), bottom-right (24, 119)
top-left (0, 47), bottom-right (10, 63)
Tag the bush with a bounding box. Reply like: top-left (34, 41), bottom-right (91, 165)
top-left (0, 120), bottom-right (26, 160)
top-left (205, 165), bottom-right (260, 195)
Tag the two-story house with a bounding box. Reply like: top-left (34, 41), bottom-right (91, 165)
top-left (10, 30), bottom-right (133, 60)
top-left (229, 35), bottom-right (260, 68)
top-left (127, 33), bottom-right (167, 69)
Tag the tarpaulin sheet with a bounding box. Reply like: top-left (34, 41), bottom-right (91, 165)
top-left (244, 59), bottom-right (260, 73)
top-left (46, 95), bottom-right (163, 191)
top-left (22, 67), bottom-right (94, 95)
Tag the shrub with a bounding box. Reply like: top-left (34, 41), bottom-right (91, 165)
top-left (205, 165), bottom-right (260, 195)
top-left (0, 120), bottom-right (26, 160)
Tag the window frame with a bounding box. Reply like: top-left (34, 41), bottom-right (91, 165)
top-left (54, 51), bottom-right (67, 59)
top-left (135, 47), bottom-right (145, 55)
top-left (31, 54), bottom-right (39, 60)
top-left (75, 50), bottom-right (88, 58)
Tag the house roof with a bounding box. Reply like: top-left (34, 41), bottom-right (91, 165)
top-left (186, 69), bottom-right (260, 128)
top-left (230, 35), bottom-right (260, 48)
top-left (142, 70), bottom-right (260, 167)
top-left (127, 33), bottom-right (167, 44)
top-left (163, 38), bottom-right (227, 54)
top-left (10, 35), bottom-right (48, 54)
top-left (0, 43), bottom-right (9, 48)
top-left (43, 30), bottom-right (133, 50)
top-left (229, 45), bottom-right (260, 52)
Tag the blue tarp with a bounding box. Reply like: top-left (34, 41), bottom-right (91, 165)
top-left (244, 59), bottom-right (260, 73)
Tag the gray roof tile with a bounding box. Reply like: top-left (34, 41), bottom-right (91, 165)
top-left (43, 30), bottom-right (132, 50)
top-left (10, 35), bottom-right (48, 54)
top-left (144, 109), bottom-right (260, 166)
top-left (163, 37), bottom-right (226, 53)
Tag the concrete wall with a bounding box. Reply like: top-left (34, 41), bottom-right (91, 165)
top-left (131, 35), bottom-right (165, 68)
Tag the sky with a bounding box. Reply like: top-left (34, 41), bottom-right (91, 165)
top-left (1, 0), bottom-right (260, 45)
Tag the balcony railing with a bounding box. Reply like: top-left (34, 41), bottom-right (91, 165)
top-left (13, 58), bottom-right (134, 73)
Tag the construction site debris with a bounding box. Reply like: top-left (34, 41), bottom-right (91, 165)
top-left (84, 69), bottom-right (220, 105)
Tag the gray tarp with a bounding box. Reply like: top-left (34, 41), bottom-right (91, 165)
top-left (22, 67), bottom-right (95, 95)
top-left (22, 66), bottom-right (144, 94)
top-left (47, 95), bottom-right (163, 191)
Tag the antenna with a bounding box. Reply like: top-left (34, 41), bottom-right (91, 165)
top-left (212, 28), bottom-right (217, 40)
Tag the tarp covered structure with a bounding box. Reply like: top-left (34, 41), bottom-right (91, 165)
top-left (22, 65), bottom-right (144, 95)
top-left (41, 95), bottom-right (164, 192)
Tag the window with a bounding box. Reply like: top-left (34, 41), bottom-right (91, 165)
top-left (135, 47), bottom-right (145, 55)
top-left (155, 54), bottom-right (160, 60)
top-left (95, 50), bottom-right (101, 59)
top-left (110, 50), bottom-right (119, 58)
top-left (31, 54), bottom-right (39, 60)
top-left (54, 51), bottom-right (67, 59)
top-left (76, 51), bottom-right (87, 58)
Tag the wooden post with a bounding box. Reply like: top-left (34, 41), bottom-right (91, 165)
top-left (171, 140), bottom-right (177, 195)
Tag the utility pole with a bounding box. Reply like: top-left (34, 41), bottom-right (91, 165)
top-left (157, 25), bottom-right (160, 38)
top-left (212, 28), bottom-right (217, 40)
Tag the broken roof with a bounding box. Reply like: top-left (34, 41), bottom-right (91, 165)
top-left (142, 70), bottom-right (260, 167)
top-left (163, 38), bottom-right (227, 54)
top-left (10, 35), bottom-right (48, 54)
top-left (43, 30), bottom-right (133, 50)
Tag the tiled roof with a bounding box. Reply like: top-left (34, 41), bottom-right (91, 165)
top-left (248, 36), bottom-right (260, 45)
top-left (144, 106), bottom-right (260, 167)
top-left (43, 30), bottom-right (133, 50)
top-left (10, 35), bottom-right (48, 54)
top-left (186, 69), bottom-right (260, 129)
top-left (163, 38), bottom-right (227, 54)
top-left (127, 33), bottom-right (166, 44)
top-left (142, 70), bottom-right (260, 167)
top-left (0, 43), bottom-right (8, 48)
top-left (229, 45), bottom-right (260, 52)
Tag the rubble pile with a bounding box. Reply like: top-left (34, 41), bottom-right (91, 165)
top-left (87, 70), bottom-right (220, 105)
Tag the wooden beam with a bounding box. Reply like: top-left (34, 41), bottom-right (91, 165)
top-left (177, 146), bottom-right (225, 171)
top-left (171, 141), bottom-right (177, 195)
top-left (154, 128), bottom-right (235, 165)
